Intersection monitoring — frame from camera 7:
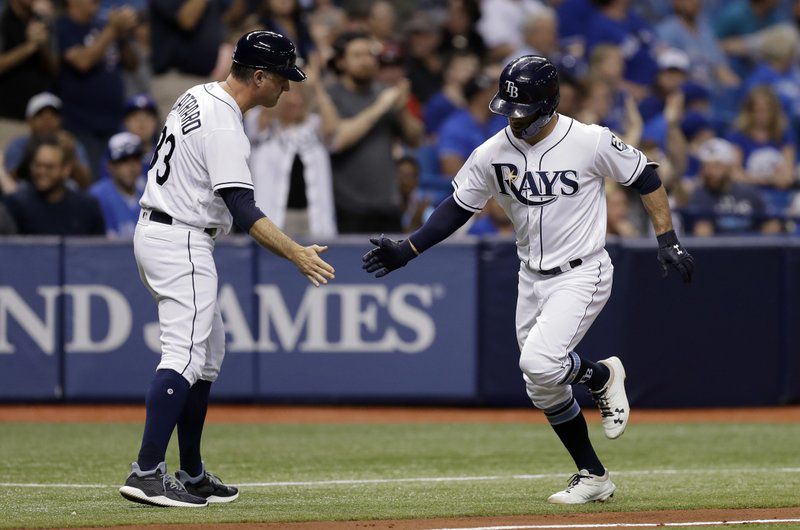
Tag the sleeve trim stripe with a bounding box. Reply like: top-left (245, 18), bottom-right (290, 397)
top-left (453, 191), bottom-right (482, 212)
top-left (213, 181), bottom-right (255, 190)
top-left (622, 152), bottom-right (643, 185)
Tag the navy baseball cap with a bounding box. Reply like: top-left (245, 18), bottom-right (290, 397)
top-left (124, 94), bottom-right (158, 117)
top-left (108, 132), bottom-right (144, 162)
top-left (232, 30), bottom-right (306, 82)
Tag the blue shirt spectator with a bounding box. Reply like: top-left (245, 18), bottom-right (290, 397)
top-left (437, 110), bottom-right (506, 170)
top-left (656, 3), bottom-right (736, 90)
top-left (586, 2), bottom-right (659, 87)
top-left (557, 0), bottom-right (596, 42)
top-left (90, 132), bottom-right (144, 238)
top-left (713, 0), bottom-right (785, 78)
top-left (55, 0), bottom-right (137, 177)
top-left (423, 51), bottom-right (480, 136)
top-left (149, 0), bottom-right (224, 76)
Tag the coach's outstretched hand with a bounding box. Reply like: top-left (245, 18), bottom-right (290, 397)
top-left (362, 234), bottom-right (418, 278)
top-left (656, 230), bottom-right (695, 283)
top-left (292, 245), bottom-right (336, 287)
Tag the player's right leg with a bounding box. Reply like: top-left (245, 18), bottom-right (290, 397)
top-left (120, 223), bottom-right (218, 507)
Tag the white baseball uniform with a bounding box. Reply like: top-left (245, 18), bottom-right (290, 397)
top-left (135, 82), bottom-right (253, 385)
top-left (452, 114), bottom-right (653, 421)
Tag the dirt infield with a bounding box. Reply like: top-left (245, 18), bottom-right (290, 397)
top-left (77, 507), bottom-right (800, 529)
top-left (1, 404), bottom-right (799, 424)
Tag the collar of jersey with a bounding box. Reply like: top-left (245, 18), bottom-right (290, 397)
top-left (205, 82), bottom-right (243, 122)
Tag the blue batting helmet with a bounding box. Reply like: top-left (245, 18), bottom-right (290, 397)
top-left (490, 55), bottom-right (559, 120)
top-left (232, 31), bottom-right (307, 82)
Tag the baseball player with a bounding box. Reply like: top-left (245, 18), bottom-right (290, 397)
top-left (119, 31), bottom-right (335, 508)
top-left (363, 56), bottom-right (695, 504)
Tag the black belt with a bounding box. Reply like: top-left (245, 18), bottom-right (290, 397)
top-left (538, 258), bottom-right (583, 276)
top-left (149, 210), bottom-right (216, 237)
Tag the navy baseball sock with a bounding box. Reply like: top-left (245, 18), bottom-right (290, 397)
top-left (136, 369), bottom-right (191, 472)
top-left (550, 411), bottom-right (605, 476)
top-left (567, 352), bottom-right (610, 392)
top-left (177, 379), bottom-right (212, 477)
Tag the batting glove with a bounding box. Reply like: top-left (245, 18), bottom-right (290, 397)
top-left (657, 230), bottom-right (695, 283)
top-left (362, 234), bottom-right (418, 278)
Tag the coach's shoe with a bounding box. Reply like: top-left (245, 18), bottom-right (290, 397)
top-left (119, 462), bottom-right (208, 508)
top-left (176, 464), bottom-right (239, 504)
top-left (591, 356), bottom-right (629, 439)
top-left (547, 470), bottom-right (616, 504)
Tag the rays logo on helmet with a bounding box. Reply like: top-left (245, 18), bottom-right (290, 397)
top-left (492, 163), bottom-right (579, 206)
top-left (505, 80), bottom-right (518, 98)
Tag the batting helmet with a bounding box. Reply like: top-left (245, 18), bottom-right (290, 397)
top-left (490, 55), bottom-right (559, 136)
top-left (232, 31), bottom-right (307, 82)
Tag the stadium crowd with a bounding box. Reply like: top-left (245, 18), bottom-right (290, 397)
top-left (1, 0), bottom-right (800, 238)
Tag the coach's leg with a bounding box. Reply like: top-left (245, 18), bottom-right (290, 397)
top-left (134, 229), bottom-right (218, 472)
top-left (178, 304), bottom-right (224, 476)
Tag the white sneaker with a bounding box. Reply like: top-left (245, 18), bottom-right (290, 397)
top-left (591, 356), bottom-right (629, 439)
top-left (547, 470), bottom-right (616, 504)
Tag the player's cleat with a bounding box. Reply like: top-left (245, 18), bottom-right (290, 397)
top-left (591, 356), bottom-right (629, 439)
top-left (547, 469), bottom-right (616, 504)
top-left (176, 466), bottom-right (239, 504)
top-left (119, 462), bottom-right (208, 508)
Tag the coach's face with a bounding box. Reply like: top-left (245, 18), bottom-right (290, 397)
top-left (256, 70), bottom-right (290, 108)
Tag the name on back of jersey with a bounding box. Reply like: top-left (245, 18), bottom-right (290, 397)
top-left (173, 92), bottom-right (202, 135)
top-left (492, 163), bottom-right (579, 206)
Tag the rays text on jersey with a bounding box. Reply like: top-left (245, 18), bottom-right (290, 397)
top-left (492, 163), bottom-right (579, 206)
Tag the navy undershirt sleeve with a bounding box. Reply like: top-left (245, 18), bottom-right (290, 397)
top-left (629, 164), bottom-right (662, 194)
top-left (218, 187), bottom-right (266, 233)
top-left (408, 195), bottom-right (474, 253)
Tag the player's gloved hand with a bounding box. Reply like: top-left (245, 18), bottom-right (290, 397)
top-left (362, 234), bottom-right (418, 278)
top-left (657, 230), bottom-right (694, 283)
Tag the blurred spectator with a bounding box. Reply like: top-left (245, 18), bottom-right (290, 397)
top-left (4, 138), bottom-right (105, 235)
top-left (123, 11), bottom-right (153, 96)
top-left (656, 0), bottom-right (740, 91)
top-left (437, 72), bottom-right (506, 177)
top-left (0, 0), bottom-right (58, 123)
top-left (56, 0), bottom-right (138, 179)
top-left (404, 12), bottom-right (444, 104)
top-left (376, 42), bottom-right (422, 119)
top-left (741, 25), bottom-right (800, 124)
top-left (150, 0), bottom-right (222, 76)
top-left (639, 49), bottom-right (690, 122)
top-left (557, 0), bottom-right (596, 51)
top-left (0, 201), bottom-right (17, 233)
top-left (423, 50), bottom-right (480, 136)
top-left (307, 0), bottom-right (346, 64)
top-left (467, 198), bottom-right (513, 235)
top-left (397, 155), bottom-right (430, 232)
top-left (89, 132), bottom-right (144, 238)
top-left (122, 93), bottom-right (159, 163)
top-left (681, 110), bottom-right (717, 180)
top-left (579, 76), bottom-right (642, 147)
top-left (3, 93), bottom-right (92, 190)
top-left (476, 0), bottom-right (545, 61)
top-left (586, 0), bottom-right (659, 95)
top-left (605, 182), bottom-right (640, 236)
top-left (245, 64), bottom-right (337, 237)
top-left (727, 86), bottom-right (796, 213)
top-left (687, 137), bottom-right (781, 235)
top-left (552, 74), bottom-right (581, 121)
top-left (585, 44), bottom-right (627, 131)
top-left (714, 0), bottom-right (784, 77)
top-left (366, 0), bottom-right (396, 46)
top-left (326, 32), bottom-right (423, 233)
top-left (259, 0), bottom-right (315, 61)
top-left (505, 7), bottom-right (560, 65)
top-left (439, 0), bottom-right (485, 57)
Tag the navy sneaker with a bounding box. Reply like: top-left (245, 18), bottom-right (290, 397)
top-left (119, 462), bottom-right (208, 508)
top-left (176, 464), bottom-right (239, 504)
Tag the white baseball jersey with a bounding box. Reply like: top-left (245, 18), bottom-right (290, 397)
top-left (453, 114), bottom-right (653, 270)
top-left (140, 82), bottom-right (254, 235)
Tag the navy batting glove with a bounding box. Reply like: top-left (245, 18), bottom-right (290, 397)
top-left (362, 234), bottom-right (417, 278)
top-left (657, 230), bottom-right (695, 283)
